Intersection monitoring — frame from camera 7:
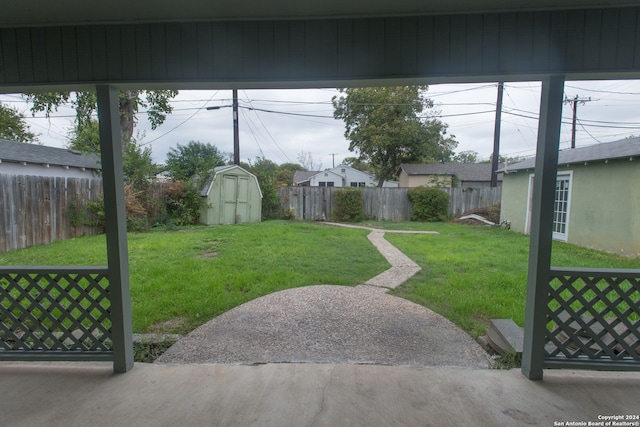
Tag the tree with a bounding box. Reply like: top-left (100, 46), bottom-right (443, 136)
top-left (122, 141), bottom-right (158, 191)
top-left (297, 151), bottom-right (323, 171)
top-left (0, 103), bottom-right (37, 143)
top-left (164, 141), bottom-right (225, 181)
top-left (26, 90), bottom-right (177, 149)
top-left (453, 150), bottom-right (480, 163)
top-left (332, 86), bottom-right (457, 186)
top-left (274, 162), bottom-right (305, 186)
top-left (67, 119), bottom-right (100, 153)
top-left (245, 157), bottom-right (280, 218)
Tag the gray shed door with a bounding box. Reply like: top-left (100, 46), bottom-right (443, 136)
top-left (222, 175), bottom-right (250, 224)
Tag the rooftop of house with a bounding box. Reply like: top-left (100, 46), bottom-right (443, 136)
top-left (0, 139), bottom-right (101, 170)
top-left (397, 162), bottom-right (503, 182)
top-left (293, 170), bottom-right (321, 184)
top-left (503, 136), bottom-right (640, 172)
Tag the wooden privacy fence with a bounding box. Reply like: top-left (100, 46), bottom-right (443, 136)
top-left (277, 186), bottom-right (502, 221)
top-left (0, 175), bottom-right (103, 253)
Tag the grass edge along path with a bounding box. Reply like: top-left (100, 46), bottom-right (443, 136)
top-left (0, 221), bottom-right (389, 335)
top-left (383, 222), bottom-right (640, 339)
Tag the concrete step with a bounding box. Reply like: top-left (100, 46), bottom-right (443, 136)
top-left (487, 319), bottom-right (524, 356)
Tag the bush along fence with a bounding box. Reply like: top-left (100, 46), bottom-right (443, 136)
top-left (277, 186), bottom-right (502, 221)
top-left (0, 175), bottom-right (103, 253)
top-left (0, 175), bottom-right (207, 253)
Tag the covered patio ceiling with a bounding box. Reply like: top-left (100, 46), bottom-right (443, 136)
top-left (3, 0), bottom-right (638, 27)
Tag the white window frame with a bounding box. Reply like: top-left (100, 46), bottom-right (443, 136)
top-left (526, 171), bottom-right (573, 242)
top-left (552, 172), bottom-right (572, 241)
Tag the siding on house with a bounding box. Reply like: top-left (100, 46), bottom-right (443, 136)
top-left (397, 163), bottom-right (502, 188)
top-left (309, 169), bottom-right (343, 187)
top-left (295, 164), bottom-right (397, 187)
top-left (398, 171), bottom-right (452, 188)
top-left (501, 159), bottom-right (640, 257)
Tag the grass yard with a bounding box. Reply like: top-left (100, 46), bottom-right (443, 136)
top-left (381, 222), bottom-right (640, 339)
top-left (0, 221), bottom-right (387, 334)
top-left (2, 219), bottom-right (638, 342)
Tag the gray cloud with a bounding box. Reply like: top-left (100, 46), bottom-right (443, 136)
top-left (6, 80), bottom-right (640, 168)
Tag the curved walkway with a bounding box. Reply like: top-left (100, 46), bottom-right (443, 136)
top-left (157, 224), bottom-right (490, 368)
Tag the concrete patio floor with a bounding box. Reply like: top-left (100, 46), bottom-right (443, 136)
top-left (1, 361), bottom-right (639, 427)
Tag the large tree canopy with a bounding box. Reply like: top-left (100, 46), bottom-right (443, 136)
top-left (0, 103), bottom-right (36, 143)
top-left (26, 90), bottom-right (177, 148)
top-left (332, 86), bottom-right (457, 186)
top-left (165, 141), bottom-right (226, 181)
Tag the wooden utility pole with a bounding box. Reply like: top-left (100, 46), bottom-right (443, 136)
top-left (232, 89), bottom-right (240, 165)
top-left (490, 82), bottom-right (504, 188)
top-left (206, 90), bottom-right (240, 164)
top-left (564, 95), bottom-right (592, 149)
top-left (329, 153), bottom-right (338, 168)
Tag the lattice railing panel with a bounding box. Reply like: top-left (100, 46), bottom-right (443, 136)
top-left (545, 268), bottom-right (640, 369)
top-left (0, 267), bottom-right (112, 355)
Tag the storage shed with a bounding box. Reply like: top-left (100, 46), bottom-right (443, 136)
top-left (199, 165), bottom-right (262, 225)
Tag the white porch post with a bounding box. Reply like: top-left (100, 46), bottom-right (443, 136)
top-left (96, 85), bottom-right (134, 373)
top-left (521, 75), bottom-right (565, 380)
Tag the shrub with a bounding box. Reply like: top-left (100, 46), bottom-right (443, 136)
top-left (164, 180), bottom-right (203, 226)
top-left (334, 188), bottom-right (364, 222)
top-left (408, 186), bottom-right (450, 222)
top-left (85, 196), bottom-right (106, 232)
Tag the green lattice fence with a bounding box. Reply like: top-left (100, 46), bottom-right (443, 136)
top-left (0, 267), bottom-right (113, 361)
top-left (545, 268), bottom-right (640, 370)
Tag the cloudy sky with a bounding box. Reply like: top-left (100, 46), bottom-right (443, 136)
top-left (3, 79), bottom-right (640, 168)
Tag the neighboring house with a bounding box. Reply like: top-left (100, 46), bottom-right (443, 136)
top-left (0, 138), bottom-right (101, 178)
top-left (500, 137), bottom-right (640, 257)
top-left (199, 165), bottom-right (262, 225)
top-left (293, 164), bottom-right (398, 187)
top-left (396, 163), bottom-right (503, 188)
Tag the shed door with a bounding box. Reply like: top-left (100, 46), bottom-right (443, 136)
top-left (222, 175), bottom-right (250, 224)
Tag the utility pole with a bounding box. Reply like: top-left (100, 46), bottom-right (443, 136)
top-left (564, 95), bottom-right (592, 149)
top-left (329, 153), bottom-right (338, 168)
top-left (232, 89), bottom-right (240, 165)
top-left (490, 82), bottom-right (504, 188)
top-left (206, 89), bottom-right (240, 165)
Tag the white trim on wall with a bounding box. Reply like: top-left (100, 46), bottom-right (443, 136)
top-left (525, 171), bottom-right (573, 242)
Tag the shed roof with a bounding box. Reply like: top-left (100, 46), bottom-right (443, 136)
top-left (199, 165), bottom-right (262, 197)
top-left (503, 137), bottom-right (640, 172)
top-left (398, 162), bottom-right (503, 182)
top-left (0, 139), bottom-right (101, 170)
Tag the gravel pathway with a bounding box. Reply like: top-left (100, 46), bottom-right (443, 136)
top-left (156, 224), bottom-right (490, 368)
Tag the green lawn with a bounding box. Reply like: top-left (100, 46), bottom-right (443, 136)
top-left (383, 222), bottom-right (640, 338)
top-left (2, 220), bottom-right (638, 340)
top-left (0, 221), bottom-right (387, 334)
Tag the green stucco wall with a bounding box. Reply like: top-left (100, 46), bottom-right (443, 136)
top-left (501, 159), bottom-right (640, 258)
top-left (500, 171), bottom-right (531, 234)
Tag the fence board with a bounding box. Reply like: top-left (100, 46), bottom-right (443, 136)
top-left (0, 175), bottom-right (103, 253)
top-left (277, 186), bottom-right (501, 221)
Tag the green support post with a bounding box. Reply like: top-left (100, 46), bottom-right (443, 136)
top-left (521, 75), bottom-right (565, 380)
top-left (96, 85), bottom-right (134, 373)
